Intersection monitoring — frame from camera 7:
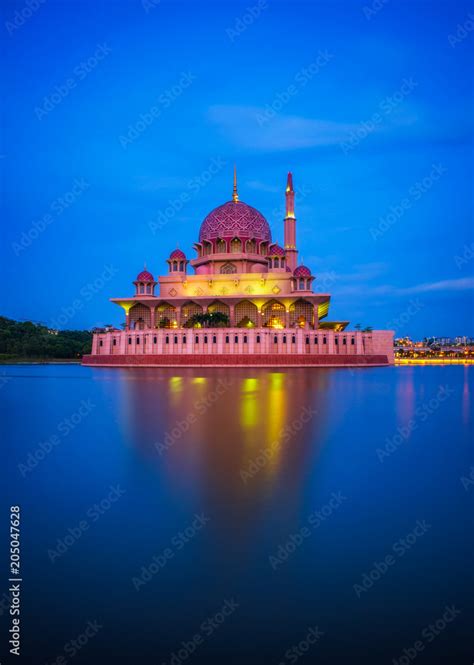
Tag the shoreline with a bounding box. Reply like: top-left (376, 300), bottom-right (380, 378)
top-left (0, 359), bottom-right (472, 367)
top-left (395, 358), bottom-right (474, 365)
top-left (0, 359), bottom-right (82, 365)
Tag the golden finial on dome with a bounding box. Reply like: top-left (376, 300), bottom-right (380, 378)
top-left (232, 164), bottom-right (239, 202)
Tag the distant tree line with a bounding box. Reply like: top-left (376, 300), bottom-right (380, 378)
top-left (0, 316), bottom-right (92, 359)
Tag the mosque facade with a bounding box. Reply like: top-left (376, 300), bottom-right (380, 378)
top-left (83, 171), bottom-right (393, 366)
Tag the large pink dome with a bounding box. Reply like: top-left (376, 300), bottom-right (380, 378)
top-left (199, 200), bottom-right (271, 243)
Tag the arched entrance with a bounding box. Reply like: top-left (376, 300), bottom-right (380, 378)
top-left (262, 300), bottom-right (285, 328)
top-left (182, 301), bottom-right (203, 327)
top-left (289, 299), bottom-right (314, 328)
top-left (208, 300), bottom-right (230, 317)
top-left (235, 300), bottom-right (258, 327)
top-left (130, 304), bottom-right (151, 329)
top-left (155, 302), bottom-right (176, 328)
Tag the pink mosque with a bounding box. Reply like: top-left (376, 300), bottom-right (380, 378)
top-left (83, 171), bottom-right (394, 366)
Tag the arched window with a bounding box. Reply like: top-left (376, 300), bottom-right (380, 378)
top-left (220, 262), bottom-right (237, 274)
top-left (274, 257), bottom-right (279, 268)
top-left (299, 278), bottom-right (305, 289)
top-left (230, 238), bottom-right (242, 253)
top-left (179, 261), bottom-right (184, 271)
top-left (139, 284), bottom-right (144, 293)
top-left (173, 262), bottom-right (178, 272)
top-left (146, 284), bottom-right (151, 294)
top-left (216, 239), bottom-right (226, 253)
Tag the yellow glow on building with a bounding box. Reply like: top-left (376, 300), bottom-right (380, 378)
top-left (118, 302), bottom-right (133, 314)
top-left (317, 301), bottom-right (329, 319)
top-left (269, 317), bottom-right (284, 329)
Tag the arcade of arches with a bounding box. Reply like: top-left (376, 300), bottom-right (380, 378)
top-left (129, 298), bottom-right (315, 329)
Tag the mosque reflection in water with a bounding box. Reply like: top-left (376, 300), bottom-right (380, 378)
top-left (116, 369), bottom-right (332, 526)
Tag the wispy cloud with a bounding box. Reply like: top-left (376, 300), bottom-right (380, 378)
top-left (207, 105), bottom-right (360, 151)
top-left (334, 276), bottom-right (474, 298)
top-left (398, 276), bottom-right (474, 295)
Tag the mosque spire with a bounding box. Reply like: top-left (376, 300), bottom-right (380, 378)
top-left (232, 165), bottom-right (239, 202)
top-left (285, 171), bottom-right (295, 218)
top-left (284, 171), bottom-right (298, 270)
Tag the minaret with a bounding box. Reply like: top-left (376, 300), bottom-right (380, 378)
top-left (284, 172), bottom-right (298, 271)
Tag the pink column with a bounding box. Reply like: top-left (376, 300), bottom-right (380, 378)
top-left (327, 332), bottom-right (335, 354)
top-left (296, 329), bottom-right (304, 353)
top-left (157, 331), bottom-right (164, 355)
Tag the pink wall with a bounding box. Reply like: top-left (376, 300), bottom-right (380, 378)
top-left (89, 329), bottom-right (394, 365)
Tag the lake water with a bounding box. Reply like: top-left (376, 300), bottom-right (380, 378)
top-left (2, 365), bottom-right (473, 664)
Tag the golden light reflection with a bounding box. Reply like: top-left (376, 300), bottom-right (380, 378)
top-left (265, 373), bottom-right (286, 470)
top-left (240, 378), bottom-right (259, 429)
top-left (169, 376), bottom-right (183, 406)
top-left (169, 376), bottom-right (183, 392)
top-left (192, 377), bottom-right (207, 384)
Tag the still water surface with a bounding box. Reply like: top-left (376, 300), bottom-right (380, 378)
top-left (2, 365), bottom-right (473, 664)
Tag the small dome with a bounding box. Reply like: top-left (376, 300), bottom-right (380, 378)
top-left (170, 248), bottom-right (186, 260)
top-left (294, 265), bottom-right (311, 278)
top-left (136, 270), bottom-right (154, 282)
top-left (268, 244), bottom-right (285, 256)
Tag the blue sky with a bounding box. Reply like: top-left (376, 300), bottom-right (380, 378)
top-left (1, 0), bottom-right (473, 337)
